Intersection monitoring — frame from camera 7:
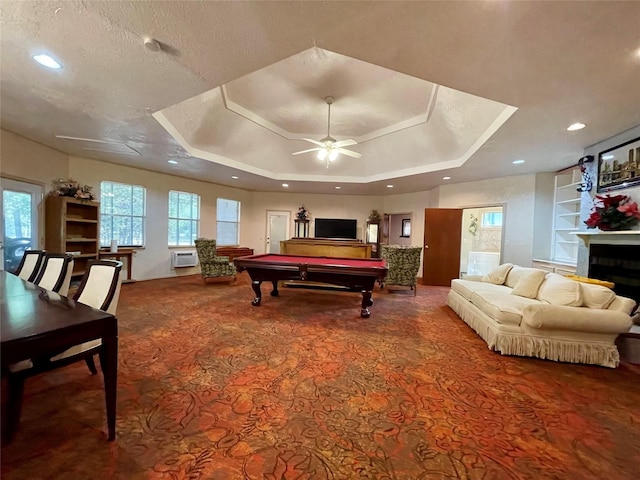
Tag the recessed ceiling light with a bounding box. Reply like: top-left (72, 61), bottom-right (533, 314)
top-left (335, 186), bottom-right (341, 189)
top-left (167, 160), bottom-right (178, 164)
top-left (442, 176), bottom-right (451, 180)
top-left (32, 54), bottom-right (62, 69)
top-left (567, 122), bottom-right (586, 131)
top-left (282, 183), bottom-right (289, 188)
top-left (386, 184), bottom-right (394, 188)
top-left (512, 159), bottom-right (525, 165)
top-left (601, 154), bottom-right (614, 161)
top-left (231, 175), bottom-right (239, 179)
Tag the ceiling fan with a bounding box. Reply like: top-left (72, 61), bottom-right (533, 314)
top-left (292, 96), bottom-right (362, 167)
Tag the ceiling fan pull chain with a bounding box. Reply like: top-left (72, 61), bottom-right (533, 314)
top-left (326, 100), bottom-right (331, 139)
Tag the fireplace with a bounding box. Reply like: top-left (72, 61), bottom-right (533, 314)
top-left (589, 244), bottom-right (640, 303)
top-left (576, 231), bottom-right (640, 305)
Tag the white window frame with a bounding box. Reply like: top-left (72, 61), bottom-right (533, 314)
top-left (100, 181), bottom-right (146, 247)
top-left (216, 198), bottom-right (240, 246)
top-left (168, 190), bottom-right (200, 246)
top-left (481, 211), bottom-right (503, 228)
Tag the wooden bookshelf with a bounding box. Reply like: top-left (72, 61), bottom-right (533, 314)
top-left (45, 196), bottom-right (100, 277)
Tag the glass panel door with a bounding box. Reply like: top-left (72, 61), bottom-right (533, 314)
top-left (0, 178), bottom-right (43, 272)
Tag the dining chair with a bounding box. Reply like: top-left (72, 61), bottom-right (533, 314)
top-left (33, 253), bottom-right (74, 296)
top-left (14, 249), bottom-right (46, 282)
top-left (10, 259), bottom-right (123, 374)
top-left (4, 260), bottom-right (123, 439)
top-left (50, 260), bottom-right (123, 374)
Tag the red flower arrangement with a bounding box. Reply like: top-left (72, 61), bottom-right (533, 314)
top-left (585, 194), bottom-right (640, 231)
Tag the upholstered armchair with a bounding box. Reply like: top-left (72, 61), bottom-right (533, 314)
top-left (381, 245), bottom-right (422, 295)
top-left (195, 238), bottom-right (237, 283)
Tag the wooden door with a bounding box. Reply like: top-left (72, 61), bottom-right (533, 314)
top-left (423, 208), bottom-right (463, 286)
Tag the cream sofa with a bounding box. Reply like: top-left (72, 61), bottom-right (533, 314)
top-left (447, 264), bottom-right (636, 368)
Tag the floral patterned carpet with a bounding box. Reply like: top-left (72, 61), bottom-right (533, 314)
top-left (2, 273), bottom-right (639, 479)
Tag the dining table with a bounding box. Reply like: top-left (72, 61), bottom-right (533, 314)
top-left (0, 270), bottom-right (118, 442)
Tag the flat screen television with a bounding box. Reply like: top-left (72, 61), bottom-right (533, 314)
top-left (314, 218), bottom-right (358, 240)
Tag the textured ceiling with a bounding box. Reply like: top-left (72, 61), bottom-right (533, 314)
top-left (1, 1), bottom-right (639, 195)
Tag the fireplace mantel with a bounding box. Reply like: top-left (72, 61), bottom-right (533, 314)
top-left (573, 231), bottom-right (640, 246)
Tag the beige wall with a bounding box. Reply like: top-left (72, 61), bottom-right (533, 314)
top-left (69, 156), bottom-right (253, 281)
top-left (388, 214), bottom-right (412, 246)
top-left (1, 130), bottom-right (69, 249)
top-left (384, 176), bottom-right (542, 270)
top-left (383, 190), bottom-right (432, 249)
top-left (0, 130), bottom-right (68, 190)
top-left (435, 174), bottom-right (538, 267)
top-left (244, 192), bottom-right (384, 250)
top-left (2, 127), bottom-right (559, 281)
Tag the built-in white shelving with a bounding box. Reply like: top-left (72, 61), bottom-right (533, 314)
top-left (551, 168), bottom-right (582, 264)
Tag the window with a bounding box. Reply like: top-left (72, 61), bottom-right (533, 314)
top-left (168, 190), bottom-right (200, 246)
top-left (401, 219), bottom-right (411, 237)
top-left (482, 211), bottom-right (503, 228)
top-left (216, 198), bottom-right (240, 246)
top-left (100, 181), bottom-right (146, 247)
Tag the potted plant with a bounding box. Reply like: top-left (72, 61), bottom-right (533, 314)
top-left (368, 209), bottom-right (382, 223)
top-left (297, 205), bottom-right (310, 220)
top-left (51, 178), bottom-right (95, 201)
top-left (584, 194), bottom-right (640, 231)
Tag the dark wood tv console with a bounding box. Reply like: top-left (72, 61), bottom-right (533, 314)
top-left (280, 238), bottom-right (372, 258)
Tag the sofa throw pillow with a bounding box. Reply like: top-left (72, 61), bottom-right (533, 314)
top-left (510, 270), bottom-right (547, 298)
top-left (482, 263), bottom-right (514, 285)
top-left (537, 273), bottom-right (582, 307)
top-left (504, 266), bottom-right (547, 288)
top-left (580, 282), bottom-right (616, 309)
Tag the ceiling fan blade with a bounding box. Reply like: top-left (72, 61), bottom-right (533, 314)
top-left (338, 148), bottom-right (362, 159)
top-left (292, 147), bottom-right (321, 155)
top-left (301, 138), bottom-right (325, 147)
top-left (333, 139), bottom-right (357, 148)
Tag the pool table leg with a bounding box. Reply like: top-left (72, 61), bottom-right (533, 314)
top-left (251, 280), bottom-right (262, 306)
top-left (270, 280), bottom-right (279, 297)
top-left (360, 290), bottom-right (374, 318)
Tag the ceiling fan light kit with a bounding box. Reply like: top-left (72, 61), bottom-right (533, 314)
top-left (292, 96), bottom-right (361, 167)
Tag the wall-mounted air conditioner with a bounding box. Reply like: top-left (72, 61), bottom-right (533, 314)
top-left (172, 250), bottom-right (198, 268)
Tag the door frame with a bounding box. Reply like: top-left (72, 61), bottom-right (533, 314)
top-left (0, 176), bottom-right (45, 271)
top-left (265, 210), bottom-right (291, 254)
top-left (459, 202), bottom-right (506, 266)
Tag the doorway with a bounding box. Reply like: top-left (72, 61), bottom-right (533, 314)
top-left (0, 178), bottom-right (43, 271)
top-left (266, 211), bottom-right (290, 254)
top-left (460, 206), bottom-right (504, 277)
top-left (386, 213), bottom-right (412, 246)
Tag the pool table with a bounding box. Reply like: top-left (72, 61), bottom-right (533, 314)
top-left (234, 254), bottom-right (388, 318)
